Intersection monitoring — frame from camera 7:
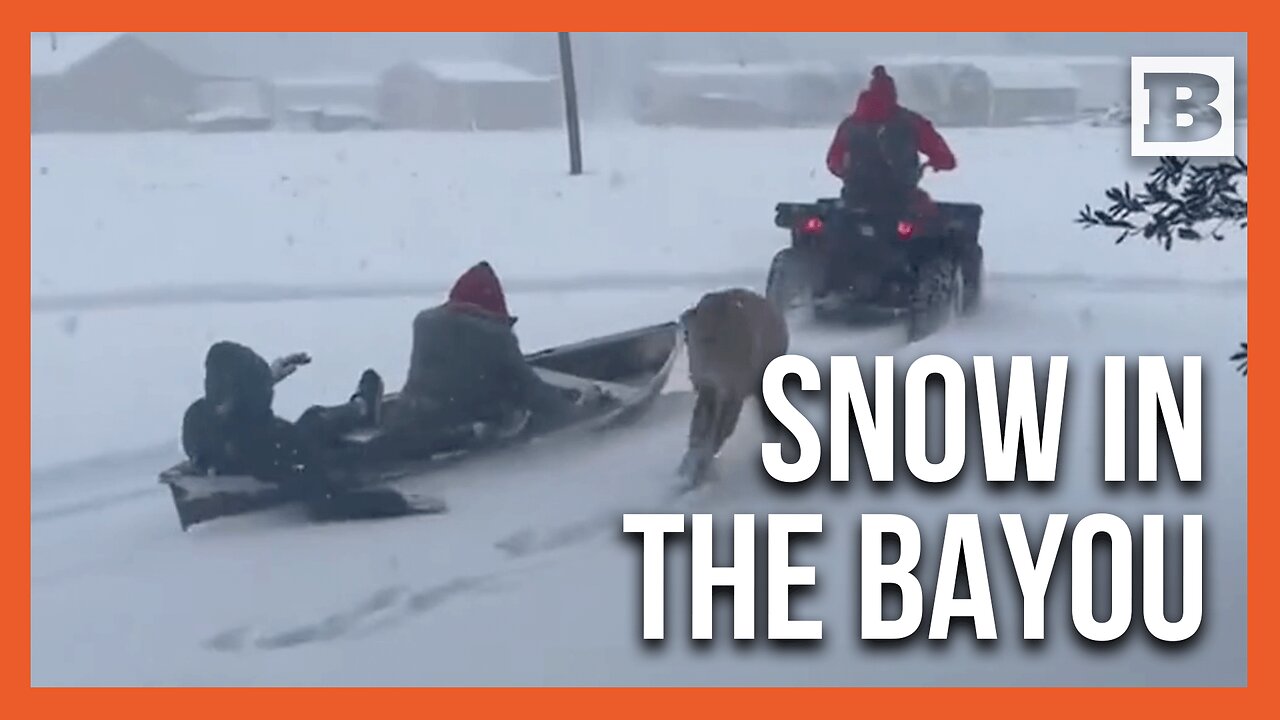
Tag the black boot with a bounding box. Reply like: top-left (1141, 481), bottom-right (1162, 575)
top-left (351, 369), bottom-right (384, 427)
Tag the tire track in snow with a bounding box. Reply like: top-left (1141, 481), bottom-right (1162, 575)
top-left (31, 270), bottom-right (1244, 315)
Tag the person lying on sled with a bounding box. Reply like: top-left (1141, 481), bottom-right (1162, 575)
top-left (380, 260), bottom-right (607, 450)
top-left (181, 340), bottom-right (385, 490)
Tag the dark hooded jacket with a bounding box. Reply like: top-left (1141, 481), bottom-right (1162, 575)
top-left (200, 340), bottom-right (276, 428)
top-left (182, 341), bottom-right (359, 490)
top-left (386, 262), bottom-right (580, 438)
top-left (182, 341), bottom-right (321, 487)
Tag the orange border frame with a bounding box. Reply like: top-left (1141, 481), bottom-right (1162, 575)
top-left (13, 14), bottom-right (1269, 716)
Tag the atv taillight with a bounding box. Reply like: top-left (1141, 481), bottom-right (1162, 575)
top-left (800, 216), bottom-right (824, 234)
top-left (897, 220), bottom-right (915, 240)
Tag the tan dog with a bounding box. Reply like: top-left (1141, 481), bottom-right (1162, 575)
top-left (678, 288), bottom-right (790, 484)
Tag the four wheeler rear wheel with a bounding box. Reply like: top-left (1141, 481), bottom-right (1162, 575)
top-left (960, 244), bottom-right (984, 313)
top-left (907, 254), bottom-right (965, 342)
top-left (765, 247), bottom-right (820, 316)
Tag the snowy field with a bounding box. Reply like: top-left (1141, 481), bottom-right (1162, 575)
top-left (30, 123), bottom-right (1247, 686)
top-left (31, 123), bottom-right (1246, 302)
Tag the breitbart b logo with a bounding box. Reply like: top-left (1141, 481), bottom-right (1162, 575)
top-left (1131, 56), bottom-right (1235, 157)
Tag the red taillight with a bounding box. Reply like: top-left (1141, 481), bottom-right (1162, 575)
top-left (800, 216), bottom-right (824, 234)
top-left (897, 220), bottom-right (915, 239)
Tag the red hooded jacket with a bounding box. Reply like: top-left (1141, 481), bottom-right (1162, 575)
top-left (826, 66), bottom-right (956, 179)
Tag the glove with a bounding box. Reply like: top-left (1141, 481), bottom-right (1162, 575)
top-left (569, 384), bottom-right (607, 408)
top-left (270, 352), bottom-right (312, 382)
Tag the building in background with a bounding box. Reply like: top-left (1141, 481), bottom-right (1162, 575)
top-left (882, 55), bottom-right (1094, 126)
top-left (633, 61), bottom-right (857, 128)
top-left (32, 33), bottom-right (1246, 133)
top-left (31, 32), bottom-right (275, 134)
top-left (377, 60), bottom-right (562, 130)
top-left (970, 58), bottom-right (1082, 125)
top-left (186, 77), bottom-right (274, 132)
top-left (1056, 57), bottom-right (1128, 114)
top-left (272, 75), bottom-right (382, 131)
top-left (1004, 31), bottom-right (1245, 58)
top-left (31, 33), bottom-right (198, 133)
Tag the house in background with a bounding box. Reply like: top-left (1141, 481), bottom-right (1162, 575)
top-left (377, 60), bottom-right (562, 130)
top-left (880, 55), bottom-right (1083, 126)
top-left (272, 75), bottom-right (382, 131)
top-left (187, 77), bottom-right (274, 132)
top-left (31, 33), bottom-right (198, 133)
top-left (633, 61), bottom-right (855, 129)
top-left (1056, 57), bottom-right (1128, 114)
top-left (976, 61), bottom-right (1081, 125)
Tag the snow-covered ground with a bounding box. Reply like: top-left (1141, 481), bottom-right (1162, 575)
top-left (30, 124), bottom-right (1247, 686)
top-left (31, 124), bottom-right (1245, 302)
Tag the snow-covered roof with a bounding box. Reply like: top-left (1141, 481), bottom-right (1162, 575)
top-left (1057, 56), bottom-right (1128, 67)
top-left (871, 56), bottom-right (955, 70)
top-left (877, 54), bottom-right (1083, 90)
top-left (880, 54), bottom-right (1122, 68)
top-left (285, 104), bottom-right (377, 117)
top-left (273, 74), bottom-right (378, 88)
top-left (186, 107), bottom-right (270, 123)
top-left (195, 79), bottom-right (270, 116)
top-left (412, 61), bottom-right (554, 83)
top-left (650, 61), bottom-right (840, 78)
top-left (982, 64), bottom-right (1081, 90)
top-left (695, 92), bottom-right (756, 101)
top-left (31, 32), bottom-right (126, 77)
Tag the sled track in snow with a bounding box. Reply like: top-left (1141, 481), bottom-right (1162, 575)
top-left (28, 392), bottom-right (701, 525)
top-left (31, 441), bottom-right (176, 484)
top-left (31, 486), bottom-right (163, 523)
top-left (31, 442), bottom-right (176, 523)
top-left (31, 271), bottom-right (1245, 314)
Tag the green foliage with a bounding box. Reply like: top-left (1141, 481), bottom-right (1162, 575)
top-left (1077, 156), bottom-right (1247, 249)
top-left (1078, 157), bottom-right (1247, 375)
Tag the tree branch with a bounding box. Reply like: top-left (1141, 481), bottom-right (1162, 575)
top-left (1078, 156), bottom-right (1247, 376)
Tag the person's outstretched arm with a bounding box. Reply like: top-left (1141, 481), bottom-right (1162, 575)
top-left (269, 352), bottom-right (312, 383)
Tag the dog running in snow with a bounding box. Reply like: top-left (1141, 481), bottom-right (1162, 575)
top-left (677, 287), bottom-right (790, 484)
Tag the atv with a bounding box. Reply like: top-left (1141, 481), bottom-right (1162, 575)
top-left (766, 189), bottom-right (985, 341)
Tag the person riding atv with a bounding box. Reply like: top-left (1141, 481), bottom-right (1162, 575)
top-left (825, 65), bottom-right (957, 217)
top-left (764, 63), bottom-right (982, 338)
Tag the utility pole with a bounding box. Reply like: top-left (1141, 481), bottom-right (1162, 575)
top-left (557, 32), bottom-right (583, 176)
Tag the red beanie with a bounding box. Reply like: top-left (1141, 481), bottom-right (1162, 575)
top-left (868, 65), bottom-right (898, 104)
top-left (447, 261), bottom-right (513, 322)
